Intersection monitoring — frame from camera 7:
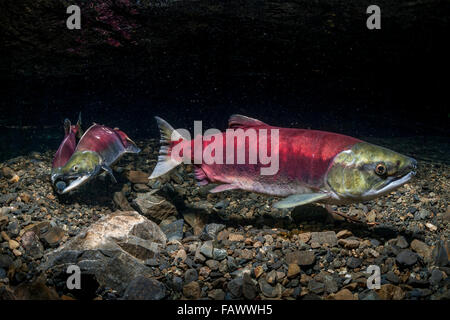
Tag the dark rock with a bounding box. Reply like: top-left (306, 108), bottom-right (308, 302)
top-left (385, 271), bottom-right (400, 284)
top-left (395, 236), bottom-right (409, 249)
top-left (227, 277), bottom-right (243, 298)
top-left (259, 279), bottom-right (281, 298)
top-left (208, 289), bottom-right (225, 300)
top-left (396, 250), bottom-right (418, 267)
top-left (123, 276), bottom-right (166, 300)
top-left (242, 273), bottom-right (257, 300)
top-left (185, 269), bottom-right (198, 283)
top-left (308, 280), bottom-right (325, 294)
top-left (0, 254), bottom-right (13, 269)
top-left (346, 257), bottom-right (362, 269)
top-left (160, 219), bottom-right (184, 242)
top-left (432, 241), bottom-right (448, 267)
top-left (212, 248), bottom-right (227, 261)
top-left (429, 269), bottom-right (443, 286)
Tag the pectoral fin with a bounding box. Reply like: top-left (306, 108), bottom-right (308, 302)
top-left (273, 193), bottom-right (330, 209)
top-left (101, 164), bottom-right (117, 183)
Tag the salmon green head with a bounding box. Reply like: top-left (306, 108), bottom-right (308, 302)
top-left (326, 142), bottom-right (417, 202)
top-left (52, 151), bottom-right (102, 194)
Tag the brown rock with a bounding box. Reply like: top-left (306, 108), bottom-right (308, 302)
top-left (410, 239), bottom-right (432, 261)
top-left (311, 231), bottom-right (337, 247)
top-left (183, 281), bottom-right (201, 299)
top-left (1, 167), bottom-right (15, 179)
top-left (287, 264), bottom-right (301, 278)
top-left (298, 232), bottom-right (311, 243)
top-left (376, 284), bottom-right (405, 300)
top-left (126, 170), bottom-right (149, 184)
top-left (338, 238), bottom-right (360, 249)
top-left (285, 250), bottom-right (315, 266)
top-left (327, 288), bottom-right (355, 300)
top-left (336, 230), bottom-right (352, 239)
top-left (8, 239), bottom-right (20, 250)
top-left (254, 265), bottom-right (264, 278)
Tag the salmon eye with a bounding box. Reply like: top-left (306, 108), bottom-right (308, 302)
top-left (73, 165), bottom-right (79, 172)
top-left (375, 162), bottom-right (387, 176)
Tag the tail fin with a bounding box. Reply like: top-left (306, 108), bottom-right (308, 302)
top-left (149, 116), bottom-right (187, 179)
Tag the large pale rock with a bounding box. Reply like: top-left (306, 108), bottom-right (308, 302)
top-left (132, 193), bottom-right (177, 222)
top-left (40, 211), bottom-right (166, 296)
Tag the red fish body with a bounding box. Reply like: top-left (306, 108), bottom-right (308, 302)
top-left (150, 115), bottom-right (416, 209)
top-left (75, 124), bottom-right (140, 166)
top-left (187, 127), bottom-right (361, 196)
top-left (168, 117), bottom-right (361, 197)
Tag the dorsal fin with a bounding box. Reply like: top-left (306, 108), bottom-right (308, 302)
top-left (228, 114), bottom-right (269, 128)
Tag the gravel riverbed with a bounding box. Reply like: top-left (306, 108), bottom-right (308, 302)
top-left (0, 138), bottom-right (448, 300)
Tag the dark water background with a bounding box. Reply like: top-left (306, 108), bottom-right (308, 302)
top-left (0, 1), bottom-right (448, 163)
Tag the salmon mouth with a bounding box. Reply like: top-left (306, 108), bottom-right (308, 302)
top-left (53, 173), bottom-right (92, 194)
top-left (54, 175), bottom-right (92, 194)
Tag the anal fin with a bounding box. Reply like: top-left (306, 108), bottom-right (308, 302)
top-left (209, 183), bottom-right (240, 193)
top-left (273, 193), bottom-right (330, 209)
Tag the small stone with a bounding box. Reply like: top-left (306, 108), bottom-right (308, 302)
top-left (206, 260), bottom-right (220, 271)
top-left (376, 284), bottom-right (405, 300)
top-left (310, 231), bottom-right (337, 247)
top-left (336, 230), bottom-right (352, 239)
top-left (308, 280), bottom-right (325, 294)
top-left (228, 233), bottom-right (244, 242)
top-left (366, 210), bottom-right (377, 223)
top-left (126, 170), bottom-right (149, 184)
top-left (385, 271), bottom-right (400, 284)
top-left (227, 278), bottom-right (243, 298)
top-left (242, 273), bottom-right (257, 300)
top-left (208, 289), bottom-right (225, 300)
top-left (8, 239), bottom-right (20, 250)
top-left (429, 269), bottom-right (443, 286)
top-left (204, 223), bottom-right (226, 239)
top-left (287, 264), bottom-right (301, 278)
top-left (425, 223), bottom-right (437, 232)
top-left (395, 236), bottom-right (409, 249)
top-left (183, 281), bottom-right (201, 299)
top-left (1, 167), bottom-right (16, 179)
top-left (396, 250), bottom-right (418, 267)
top-left (327, 288), bottom-right (354, 300)
top-left (338, 238), bottom-right (360, 249)
top-left (199, 241), bottom-right (214, 258)
top-left (254, 265), bottom-right (264, 279)
top-left (432, 241), bottom-right (448, 267)
top-left (160, 219), bottom-right (184, 242)
top-left (298, 232), bottom-right (311, 243)
top-left (285, 250), bottom-right (315, 266)
top-left (185, 269), bottom-right (199, 283)
top-left (212, 248), bottom-right (227, 261)
top-left (259, 279), bottom-right (281, 298)
top-left (346, 257), bottom-right (362, 269)
top-left (410, 239), bottom-right (432, 261)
